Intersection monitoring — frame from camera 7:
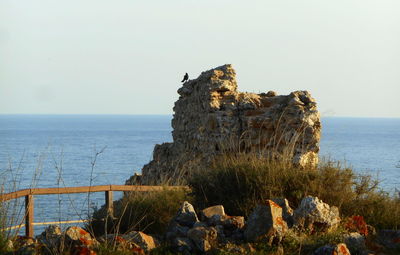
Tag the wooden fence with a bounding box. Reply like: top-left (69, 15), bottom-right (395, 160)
top-left (0, 185), bottom-right (186, 238)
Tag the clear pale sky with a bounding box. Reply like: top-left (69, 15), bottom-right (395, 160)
top-left (1, 0), bottom-right (399, 117)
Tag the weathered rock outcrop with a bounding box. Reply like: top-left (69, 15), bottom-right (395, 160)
top-left (130, 64), bottom-right (321, 184)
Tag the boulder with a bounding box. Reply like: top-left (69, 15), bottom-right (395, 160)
top-left (36, 225), bottom-right (62, 251)
top-left (187, 226), bottom-right (218, 252)
top-left (244, 200), bottom-right (287, 243)
top-left (171, 237), bottom-right (195, 254)
top-left (14, 236), bottom-right (39, 255)
top-left (272, 198), bottom-right (294, 227)
top-left (64, 226), bottom-right (98, 248)
top-left (344, 232), bottom-right (366, 252)
top-left (166, 221), bottom-right (190, 240)
top-left (293, 196), bottom-right (340, 232)
top-left (201, 205), bottom-right (225, 220)
top-left (313, 243), bottom-right (351, 255)
top-left (174, 201), bottom-right (199, 227)
top-left (122, 231), bottom-right (159, 253)
top-left (207, 214), bottom-right (245, 230)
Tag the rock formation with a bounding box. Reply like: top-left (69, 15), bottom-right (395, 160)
top-left (129, 64), bottom-right (321, 184)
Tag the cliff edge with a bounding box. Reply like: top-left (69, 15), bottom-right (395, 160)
top-left (128, 64), bottom-right (321, 184)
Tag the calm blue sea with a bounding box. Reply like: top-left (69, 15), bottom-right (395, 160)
top-left (0, 115), bottom-right (399, 234)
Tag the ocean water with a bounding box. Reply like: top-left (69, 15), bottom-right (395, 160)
top-left (0, 115), bottom-right (399, 234)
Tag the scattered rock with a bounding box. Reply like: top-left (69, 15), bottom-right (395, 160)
top-left (344, 232), bottom-right (366, 251)
top-left (313, 243), bottom-right (351, 255)
top-left (36, 225), bottom-right (62, 251)
top-left (122, 231), bottom-right (159, 253)
top-left (64, 226), bottom-right (98, 248)
top-left (244, 200), bottom-right (287, 243)
top-left (6, 239), bottom-right (14, 250)
top-left (166, 221), bottom-right (190, 240)
top-left (171, 237), bottom-right (194, 254)
top-left (272, 198), bottom-right (294, 227)
top-left (207, 214), bottom-right (245, 230)
top-left (174, 201), bottom-right (199, 227)
top-left (294, 196), bottom-right (340, 233)
top-left (201, 205), bottom-right (225, 220)
top-left (187, 226), bottom-right (217, 252)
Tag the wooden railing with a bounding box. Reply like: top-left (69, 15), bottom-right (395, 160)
top-left (0, 185), bottom-right (186, 238)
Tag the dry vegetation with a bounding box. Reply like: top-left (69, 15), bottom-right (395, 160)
top-left (190, 153), bottom-right (400, 229)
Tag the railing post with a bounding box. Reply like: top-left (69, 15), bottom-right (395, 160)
top-left (25, 194), bottom-right (34, 238)
top-left (105, 191), bottom-right (113, 217)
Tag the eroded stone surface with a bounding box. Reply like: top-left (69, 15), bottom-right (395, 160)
top-left (187, 226), bottom-right (218, 252)
top-left (294, 196), bottom-right (340, 233)
top-left (174, 201), bottom-right (199, 227)
top-left (201, 205), bottom-right (225, 220)
top-left (127, 64), bottom-right (321, 184)
top-left (64, 226), bottom-right (98, 248)
top-left (122, 231), bottom-right (158, 252)
top-left (244, 200), bottom-right (288, 243)
top-left (272, 198), bottom-right (294, 228)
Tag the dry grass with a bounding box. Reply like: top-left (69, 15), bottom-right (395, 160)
top-left (189, 153), bottom-right (400, 229)
top-left (90, 187), bottom-right (192, 236)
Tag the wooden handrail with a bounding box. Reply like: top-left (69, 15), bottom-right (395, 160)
top-left (0, 185), bottom-right (189, 238)
top-left (0, 185), bottom-right (187, 202)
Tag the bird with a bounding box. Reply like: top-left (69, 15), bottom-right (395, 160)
top-left (181, 73), bottom-right (189, 83)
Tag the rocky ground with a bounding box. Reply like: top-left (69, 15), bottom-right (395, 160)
top-left (6, 196), bottom-right (400, 254)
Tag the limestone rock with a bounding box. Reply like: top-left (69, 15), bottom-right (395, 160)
top-left (244, 200), bottom-right (288, 243)
top-left (344, 232), bottom-right (366, 252)
top-left (166, 220), bottom-right (190, 240)
top-left (64, 226), bottom-right (98, 248)
top-left (36, 225), bottom-right (62, 251)
top-left (171, 237), bottom-right (194, 254)
top-left (208, 215), bottom-right (245, 230)
top-left (187, 226), bottom-right (218, 252)
top-left (128, 64), bottom-right (321, 184)
top-left (313, 243), bottom-right (351, 255)
top-left (272, 198), bottom-right (294, 227)
top-left (201, 205), bottom-right (225, 220)
top-left (293, 196), bottom-right (340, 232)
top-left (174, 201), bottom-right (199, 227)
top-left (122, 231), bottom-right (158, 252)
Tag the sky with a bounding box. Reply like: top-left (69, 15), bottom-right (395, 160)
top-left (0, 0), bottom-right (399, 117)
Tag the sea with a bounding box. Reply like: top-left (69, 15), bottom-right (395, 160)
top-left (0, 115), bottom-right (399, 234)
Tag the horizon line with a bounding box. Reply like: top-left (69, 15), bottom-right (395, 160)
top-left (0, 113), bottom-right (399, 119)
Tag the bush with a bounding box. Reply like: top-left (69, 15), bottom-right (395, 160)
top-left (189, 153), bottom-right (400, 229)
top-left (90, 187), bottom-right (192, 236)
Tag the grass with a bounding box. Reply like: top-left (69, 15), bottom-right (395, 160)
top-left (90, 187), bottom-right (192, 236)
top-left (189, 153), bottom-right (400, 230)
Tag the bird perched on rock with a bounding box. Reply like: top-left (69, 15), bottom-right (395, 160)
top-left (181, 73), bottom-right (189, 83)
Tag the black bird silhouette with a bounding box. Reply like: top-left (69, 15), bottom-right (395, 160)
top-left (181, 73), bottom-right (189, 83)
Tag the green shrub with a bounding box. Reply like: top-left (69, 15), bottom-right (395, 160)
top-left (189, 153), bottom-right (400, 229)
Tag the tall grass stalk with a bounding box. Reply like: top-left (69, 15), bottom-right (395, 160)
top-left (189, 153), bottom-right (400, 229)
